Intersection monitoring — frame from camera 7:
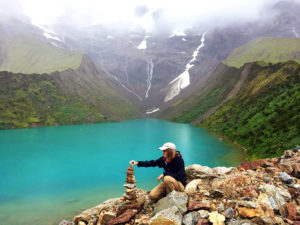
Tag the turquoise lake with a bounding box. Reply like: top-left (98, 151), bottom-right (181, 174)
top-left (0, 118), bottom-right (245, 225)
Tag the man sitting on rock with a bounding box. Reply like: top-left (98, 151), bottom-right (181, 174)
top-left (130, 142), bottom-right (186, 201)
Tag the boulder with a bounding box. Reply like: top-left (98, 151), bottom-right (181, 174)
top-left (198, 210), bottom-right (209, 219)
top-left (223, 208), bottom-right (235, 219)
top-left (106, 209), bottom-right (137, 225)
top-left (154, 191), bottom-right (188, 214)
top-left (185, 179), bottom-right (203, 195)
top-left (279, 172), bottom-right (294, 184)
top-left (185, 164), bottom-right (217, 180)
top-left (149, 206), bottom-right (182, 225)
top-left (258, 184), bottom-right (291, 210)
top-left (279, 202), bottom-right (297, 220)
top-left (213, 167), bottom-right (237, 176)
top-left (208, 211), bottom-right (225, 225)
top-left (183, 211), bottom-right (201, 225)
top-left (97, 211), bottom-right (116, 225)
top-left (73, 198), bottom-right (120, 223)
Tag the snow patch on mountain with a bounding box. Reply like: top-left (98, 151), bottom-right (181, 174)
top-left (137, 36), bottom-right (150, 50)
top-left (43, 32), bottom-right (62, 42)
top-left (145, 59), bottom-right (154, 98)
top-left (146, 107), bottom-right (160, 114)
top-left (138, 39), bottom-right (147, 49)
top-left (292, 27), bottom-right (299, 37)
top-left (32, 21), bottom-right (55, 34)
top-left (169, 29), bottom-right (186, 38)
top-left (164, 33), bottom-right (206, 102)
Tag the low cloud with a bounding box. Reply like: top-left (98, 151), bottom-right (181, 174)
top-left (1, 0), bottom-right (298, 34)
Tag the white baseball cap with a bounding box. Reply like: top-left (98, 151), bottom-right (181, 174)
top-left (158, 142), bottom-right (176, 151)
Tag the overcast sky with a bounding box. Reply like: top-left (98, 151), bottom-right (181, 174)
top-left (0, 0), bottom-right (298, 33)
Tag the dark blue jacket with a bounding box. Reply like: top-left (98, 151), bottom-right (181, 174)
top-left (137, 151), bottom-right (186, 186)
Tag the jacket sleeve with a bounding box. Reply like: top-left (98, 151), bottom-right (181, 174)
top-left (137, 157), bottom-right (162, 168)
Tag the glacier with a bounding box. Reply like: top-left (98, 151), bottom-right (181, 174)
top-left (164, 32), bottom-right (206, 102)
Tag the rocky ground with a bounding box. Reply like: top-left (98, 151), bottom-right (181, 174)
top-left (60, 146), bottom-right (300, 225)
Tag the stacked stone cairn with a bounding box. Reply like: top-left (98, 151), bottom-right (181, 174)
top-left (122, 166), bottom-right (138, 204)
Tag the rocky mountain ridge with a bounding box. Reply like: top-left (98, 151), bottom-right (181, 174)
top-left (59, 146), bottom-right (300, 225)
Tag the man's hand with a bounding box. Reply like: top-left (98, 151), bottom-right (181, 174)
top-left (157, 173), bottom-right (164, 182)
top-left (129, 160), bottom-right (138, 166)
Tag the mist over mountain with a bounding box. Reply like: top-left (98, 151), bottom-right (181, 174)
top-left (0, 0), bottom-right (299, 120)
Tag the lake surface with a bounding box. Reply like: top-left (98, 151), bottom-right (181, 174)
top-left (0, 118), bottom-right (244, 225)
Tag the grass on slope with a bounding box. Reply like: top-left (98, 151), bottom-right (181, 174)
top-left (0, 73), bottom-right (107, 129)
top-left (223, 37), bottom-right (300, 68)
top-left (0, 34), bottom-right (82, 74)
top-left (200, 61), bottom-right (300, 160)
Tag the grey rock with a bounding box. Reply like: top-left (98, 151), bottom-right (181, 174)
top-left (237, 200), bottom-right (258, 209)
top-left (185, 164), bottom-right (217, 179)
top-left (183, 211), bottom-right (201, 225)
top-left (154, 190), bottom-right (188, 214)
top-left (258, 184), bottom-right (291, 210)
top-left (279, 172), bottom-right (294, 184)
top-left (216, 203), bottom-right (225, 212)
top-left (149, 206), bottom-right (182, 225)
top-left (223, 207), bottom-right (235, 219)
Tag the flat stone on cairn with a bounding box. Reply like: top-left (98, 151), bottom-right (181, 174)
top-left (122, 166), bottom-right (138, 204)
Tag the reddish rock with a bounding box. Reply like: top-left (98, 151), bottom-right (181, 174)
top-left (288, 188), bottom-right (298, 198)
top-left (106, 209), bottom-right (136, 225)
top-left (242, 186), bottom-right (259, 198)
top-left (280, 202), bottom-right (297, 220)
top-left (188, 201), bottom-right (211, 211)
top-left (117, 203), bottom-right (143, 216)
top-left (291, 163), bottom-right (300, 177)
top-left (197, 219), bottom-right (210, 225)
top-left (230, 175), bottom-right (246, 186)
top-left (238, 159), bottom-right (268, 171)
top-left (265, 167), bottom-right (281, 175)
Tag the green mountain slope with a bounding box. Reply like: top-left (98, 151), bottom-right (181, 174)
top-left (0, 34), bottom-right (82, 74)
top-left (223, 37), bottom-right (300, 68)
top-left (0, 67), bottom-right (139, 129)
top-left (0, 34), bottom-right (139, 129)
top-left (199, 61), bottom-right (300, 160)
